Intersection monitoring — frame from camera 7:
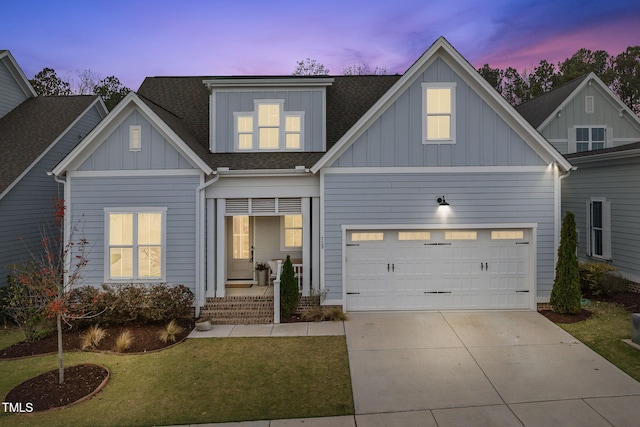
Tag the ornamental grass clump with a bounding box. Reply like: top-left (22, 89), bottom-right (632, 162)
top-left (114, 330), bottom-right (134, 352)
top-left (158, 320), bottom-right (183, 343)
top-left (81, 324), bottom-right (107, 350)
top-left (550, 211), bottom-right (581, 314)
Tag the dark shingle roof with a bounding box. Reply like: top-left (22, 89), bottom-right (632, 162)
top-left (0, 95), bottom-right (98, 193)
top-left (137, 75), bottom-right (401, 170)
top-left (516, 75), bottom-right (590, 128)
top-left (565, 141), bottom-right (640, 160)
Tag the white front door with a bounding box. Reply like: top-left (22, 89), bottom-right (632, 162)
top-left (345, 228), bottom-right (532, 311)
top-left (226, 216), bottom-right (254, 280)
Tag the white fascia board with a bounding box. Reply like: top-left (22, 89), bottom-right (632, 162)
top-left (0, 50), bottom-right (37, 98)
top-left (52, 92), bottom-right (213, 176)
top-left (203, 77), bottom-right (334, 89)
top-left (567, 148), bottom-right (640, 164)
top-left (1, 97), bottom-right (107, 200)
top-left (311, 37), bottom-right (572, 173)
top-left (321, 165), bottom-right (550, 174)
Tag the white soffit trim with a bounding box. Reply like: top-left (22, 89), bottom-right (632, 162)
top-left (52, 92), bottom-right (213, 176)
top-left (311, 37), bottom-right (572, 173)
top-left (322, 166), bottom-right (549, 174)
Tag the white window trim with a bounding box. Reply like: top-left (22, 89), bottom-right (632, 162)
top-left (104, 207), bottom-right (167, 282)
top-left (280, 214), bottom-right (303, 251)
top-left (421, 82), bottom-right (456, 144)
top-left (129, 125), bottom-right (141, 152)
top-left (586, 197), bottom-right (611, 260)
top-left (234, 100), bottom-right (304, 152)
top-left (571, 125), bottom-right (607, 153)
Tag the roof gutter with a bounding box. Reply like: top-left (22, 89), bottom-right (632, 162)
top-left (214, 166), bottom-right (312, 177)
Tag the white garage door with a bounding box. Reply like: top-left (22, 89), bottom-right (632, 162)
top-left (345, 228), bottom-right (532, 311)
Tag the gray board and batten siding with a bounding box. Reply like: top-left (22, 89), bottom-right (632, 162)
top-left (321, 56), bottom-right (557, 302)
top-left (0, 104), bottom-right (105, 287)
top-left (212, 89), bottom-right (325, 152)
top-left (77, 111), bottom-right (196, 171)
top-left (322, 171), bottom-right (555, 302)
top-left (68, 175), bottom-right (200, 293)
top-left (562, 156), bottom-right (640, 282)
top-left (0, 58), bottom-right (29, 118)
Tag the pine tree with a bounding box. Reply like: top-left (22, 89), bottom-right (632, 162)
top-left (280, 255), bottom-right (299, 317)
top-left (550, 211), bottom-right (581, 314)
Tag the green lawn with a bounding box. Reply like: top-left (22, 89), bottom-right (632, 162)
top-left (557, 301), bottom-right (640, 382)
top-left (0, 335), bottom-right (354, 426)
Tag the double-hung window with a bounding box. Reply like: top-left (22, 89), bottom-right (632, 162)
top-left (106, 208), bottom-right (166, 281)
top-left (235, 100), bottom-right (304, 151)
top-left (422, 83), bottom-right (456, 143)
top-left (575, 126), bottom-right (606, 152)
top-left (587, 198), bottom-right (611, 260)
top-left (282, 214), bottom-right (302, 249)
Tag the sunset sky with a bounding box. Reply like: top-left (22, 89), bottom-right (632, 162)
top-left (3, 0), bottom-right (639, 90)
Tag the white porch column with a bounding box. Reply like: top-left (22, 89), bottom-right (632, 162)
top-left (206, 199), bottom-right (216, 298)
top-left (311, 197), bottom-right (320, 295)
top-left (302, 197), bottom-right (311, 296)
top-left (216, 198), bottom-right (226, 297)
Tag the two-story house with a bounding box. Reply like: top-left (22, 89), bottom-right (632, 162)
top-left (0, 50), bottom-right (107, 287)
top-left (517, 73), bottom-right (640, 285)
top-left (52, 38), bottom-right (572, 319)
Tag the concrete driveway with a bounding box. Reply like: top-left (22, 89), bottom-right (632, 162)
top-left (345, 311), bottom-right (640, 426)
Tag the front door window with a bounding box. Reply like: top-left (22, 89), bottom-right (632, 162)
top-left (232, 216), bottom-right (250, 259)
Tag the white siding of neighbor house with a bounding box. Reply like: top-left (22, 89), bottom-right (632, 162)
top-left (213, 89), bottom-right (325, 152)
top-left (541, 84), bottom-right (640, 154)
top-left (68, 174), bottom-right (201, 293)
top-left (0, 59), bottom-right (30, 118)
top-left (0, 104), bottom-right (105, 288)
top-left (77, 111), bottom-right (195, 171)
top-left (332, 57), bottom-right (547, 168)
top-left (562, 157), bottom-right (640, 282)
top-left (322, 171), bottom-right (556, 302)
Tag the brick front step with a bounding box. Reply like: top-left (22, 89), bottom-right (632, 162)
top-left (200, 296), bottom-right (275, 325)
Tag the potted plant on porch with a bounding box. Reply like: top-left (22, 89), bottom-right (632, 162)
top-left (255, 262), bottom-right (269, 286)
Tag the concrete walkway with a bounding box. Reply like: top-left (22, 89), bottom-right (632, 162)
top-left (175, 311), bottom-right (640, 427)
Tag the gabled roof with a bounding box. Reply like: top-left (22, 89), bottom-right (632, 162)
top-left (312, 37), bottom-right (572, 172)
top-left (0, 95), bottom-right (103, 197)
top-left (53, 91), bottom-right (214, 176)
top-left (0, 50), bottom-right (38, 99)
top-left (136, 74), bottom-right (400, 170)
top-left (516, 72), bottom-right (640, 132)
top-left (515, 75), bottom-right (589, 129)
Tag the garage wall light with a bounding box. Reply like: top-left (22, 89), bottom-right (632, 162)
top-left (437, 196), bottom-right (449, 206)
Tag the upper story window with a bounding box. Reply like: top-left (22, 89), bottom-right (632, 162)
top-left (422, 83), bottom-right (456, 144)
top-left (129, 125), bottom-right (141, 151)
top-left (576, 126), bottom-right (605, 152)
top-left (235, 100), bottom-right (304, 151)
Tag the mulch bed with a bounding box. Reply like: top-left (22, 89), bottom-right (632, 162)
top-left (5, 364), bottom-right (109, 412)
top-left (539, 291), bottom-right (640, 324)
top-left (1, 319), bottom-right (193, 412)
top-left (0, 319), bottom-right (193, 359)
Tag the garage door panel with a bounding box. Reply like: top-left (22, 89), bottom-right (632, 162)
top-left (345, 228), bottom-right (532, 311)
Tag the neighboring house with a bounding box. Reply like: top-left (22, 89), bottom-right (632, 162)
top-left (517, 73), bottom-right (640, 284)
top-left (52, 37), bottom-right (572, 315)
top-left (0, 50), bottom-right (108, 287)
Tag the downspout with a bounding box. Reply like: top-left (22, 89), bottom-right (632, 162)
top-left (555, 163), bottom-right (576, 269)
top-left (48, 172), bottom-right (71, 284)
top-left (194, 173), bottom-right (219, 318)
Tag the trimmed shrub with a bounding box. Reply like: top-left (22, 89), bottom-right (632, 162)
top-left (550, 212), bottom-right (581, 314)
top-left (2, 274), bottom-right (53, 342)
top-left (579, 261), bottom-right (626, 297)
top-left (69, 283), bottom-right (194, 325)
top-left (280, 255), bottom-right (300, 318)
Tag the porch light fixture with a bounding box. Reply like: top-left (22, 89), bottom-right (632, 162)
top-left (437, 196), bottom-right (449, 206)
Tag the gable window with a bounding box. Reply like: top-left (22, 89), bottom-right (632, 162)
top-left (585, 96), bottom-right (594, 114)
top-left (282, 214), bottom-right (302, 249)
top-left (422, 83), bottom-right (456, 144)
top-left (235, 100), bottom-right (304, 151)
top-left (106, 208), bottom-right (166, 281)
top-left (575, 126), bottom-right (606, 152)
top-left (587, 198), bottom-right (611, 260)
top-left (129, 125), bottom-right (141, 151)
